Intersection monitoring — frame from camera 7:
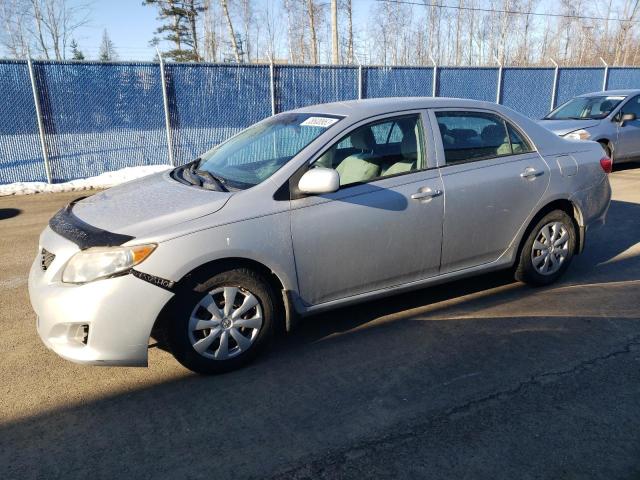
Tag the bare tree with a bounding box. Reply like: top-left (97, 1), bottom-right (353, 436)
top-left (341, 0), bottom-right (353, 63)
top-left (220, 0), bottom-right (240, 62)
top-left (28, 0), bottom-right (91, 60)
top-left (306, 0), bottom-right (319, 64)
top-left (98, 28), bottom-right (117, 61)
top-left (454, 0), bottom-right (463, 64)
top-left (260, 0), bottom-right (279, 61)
top-left (239, 0), bottom-right (252, 61)
top-left (0, 0), bottom-right (31, 58)
top-left (283, 0), bottom-right (295, 61)
top-left (330, 0), bottom-right (338, 63)
top-left (614, 0), bottom-right (639, 65)
top-left (202, 0), bottom-right (221, 61)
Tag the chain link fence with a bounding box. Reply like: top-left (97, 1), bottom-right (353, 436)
top-left (0, 61), bottom-right (45, 183)
top-left (1, 59), bottom-right (638, 184)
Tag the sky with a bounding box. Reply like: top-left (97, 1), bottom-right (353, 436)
top-left (73, 1), bottom-right (161, 60)
top-left (17, 0), bottom-right (603, 63)
top-left (69, 0), bottom-right (374, 61)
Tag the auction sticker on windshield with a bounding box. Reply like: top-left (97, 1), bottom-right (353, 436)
top-left (300, 117), bottom-right (339, 128)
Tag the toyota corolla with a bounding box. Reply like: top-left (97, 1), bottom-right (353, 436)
top-left (29, 98), bottom-right (612, 374)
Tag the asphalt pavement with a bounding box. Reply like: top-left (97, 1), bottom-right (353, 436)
top-left (1, 166), bottom-right (639, 479)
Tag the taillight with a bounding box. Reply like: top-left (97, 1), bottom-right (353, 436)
top-left (600, 156), bottom-right (612, 174)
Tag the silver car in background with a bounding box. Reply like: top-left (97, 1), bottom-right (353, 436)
top-left (538, 89), bottom-right (640, 164)
top-left (29, 98), bottom-right (612, 374)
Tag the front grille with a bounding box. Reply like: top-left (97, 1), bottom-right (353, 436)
top-left (41, 248), bottom-right (55, 271)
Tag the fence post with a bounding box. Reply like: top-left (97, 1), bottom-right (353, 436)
top-left (494, 56), bottom-right (503, 104)
top-left (353, 53), bottom-right (364, 99)
top-left (27, 56), bottom-right (52, 184)
top-left (600, 57), bottom-right (609, 91)
top-left (157, 49), bottom-right (175, 167)
top-left (550, 58), bottom-right (559, 111)
top-left (269, 58), bottom-right (276, 115)
top-left (429, 54), bottom-right (438, 97)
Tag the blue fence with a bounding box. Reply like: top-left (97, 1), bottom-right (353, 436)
top-left (1, 60), bottom-right (639, 184)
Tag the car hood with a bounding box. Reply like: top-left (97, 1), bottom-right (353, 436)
top-left (71, 171), bottom-right (232, 239)
top-left (537, 119), bottom-right (601, 136)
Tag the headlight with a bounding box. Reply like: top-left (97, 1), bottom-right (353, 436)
top-left (564, 129), bottom-right (591, 140)
top-left (62, 244), bottom-right (156, 284)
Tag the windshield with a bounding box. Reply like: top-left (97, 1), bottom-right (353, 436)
top-left (174, 113), bottom-right (341, 190)
top-left (545, 95), bottom-right (625, 120)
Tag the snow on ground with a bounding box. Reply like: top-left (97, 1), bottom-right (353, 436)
top-left (0, 165), bottom-right (172, 196)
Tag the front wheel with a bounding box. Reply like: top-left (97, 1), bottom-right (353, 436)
top-left (601, 141), bottom-right (614, 165)
top-left (515, 210), bottom-right (576, 286)
top-left (167, 268), bottom-right (276, 374)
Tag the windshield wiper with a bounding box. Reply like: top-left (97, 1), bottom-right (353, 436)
top-left (195, 168), bottom-right (228, 192)
top-left (174, 161), bottom-right (228, 192)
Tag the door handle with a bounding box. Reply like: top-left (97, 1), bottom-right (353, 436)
top-left (411, 188), bottom-right (442, 200)
top-left (520, 167), bottom-right (544, 179)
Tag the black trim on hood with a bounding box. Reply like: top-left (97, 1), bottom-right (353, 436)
top-left (49, 198), bottom-right (135, 249)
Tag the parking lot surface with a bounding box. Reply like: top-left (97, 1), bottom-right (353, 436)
top-left (1, 166), bottom-right (639, 479)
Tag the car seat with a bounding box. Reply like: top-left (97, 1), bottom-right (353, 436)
top-left (335, 127), bottom-right (380, 185)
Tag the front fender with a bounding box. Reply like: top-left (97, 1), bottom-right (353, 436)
top-left (134, 210), bottom-right (298, 294)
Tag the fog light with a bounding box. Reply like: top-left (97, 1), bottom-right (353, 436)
top-left (70, 324), bottom-right (89, 345)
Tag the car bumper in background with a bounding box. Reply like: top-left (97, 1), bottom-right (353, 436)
top-left (28, 227), bottom-right (173, 366)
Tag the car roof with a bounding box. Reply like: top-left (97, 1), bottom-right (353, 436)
top-left (579, 89), bottom-right (640, 97)
top-left (287, 97), bottom-right (503, 119)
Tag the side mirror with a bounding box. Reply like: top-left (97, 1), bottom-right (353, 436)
top-left (620, 112), bottom-right (636, 126)
top-left (298, 168), bottom-right (340, 195)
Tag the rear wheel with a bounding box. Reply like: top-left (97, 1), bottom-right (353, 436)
top-left (167, 268), bottom-right (276, 374)
top-left (515, 210), bottom-right (576, 286)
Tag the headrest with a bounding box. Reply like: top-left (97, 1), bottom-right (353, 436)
top-left (401, 130), bottom-right (418, 159)
top-left (481, 124), bottom-right (506, 145)
top-left (455, 128), bottom-right (477, 140)
top-left (600, 100), bottom-right (614, 113)
top-left (351, 127), bottom-right (375, 151)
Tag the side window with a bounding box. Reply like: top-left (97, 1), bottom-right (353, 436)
top-left (507, 124), bottom-right (534, 154)
top-left (435, 111), bottom-right (512, 164)
top-left (622, 96), bottom-right (640, 117)
top-left (313, 114), bottom-right (425, 187)
top-left (388, 122), bottom-right (404, 143)
top-left (370, 123), bottom-right (393, 143)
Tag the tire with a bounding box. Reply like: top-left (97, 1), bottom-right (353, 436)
top-left (167, 268), bottom-right (276, 374)
top-left (514, 210), bottom-right (577, 286)
top-left (601, 141), bottom-right (614, 165)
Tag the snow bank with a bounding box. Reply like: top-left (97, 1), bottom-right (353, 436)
top-left (0, 165), bottom-right (172, 196)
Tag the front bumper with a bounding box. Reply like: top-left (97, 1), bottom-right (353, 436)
top-left (29, 227), bottom-right (174, 366)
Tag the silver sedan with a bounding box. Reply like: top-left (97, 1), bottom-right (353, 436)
top-left (29, 98), bottom-right (612, 374)
top-left (538, 89), bottom-right (640, 165)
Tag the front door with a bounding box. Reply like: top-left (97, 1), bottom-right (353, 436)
top-left (290, 113), bottom-right (444, 306)
top-left (616, 95), bottom-right (640, 160)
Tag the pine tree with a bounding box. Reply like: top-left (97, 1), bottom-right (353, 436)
top-left (70, 39), bottom-right (85, 60)
top-left (143, 0), bottom-right (205, 62)
top-left (99, 29), bottom-right (117, 61)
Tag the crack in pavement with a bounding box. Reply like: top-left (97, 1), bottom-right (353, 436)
top-left (266, 334), bottom-right (640, 479)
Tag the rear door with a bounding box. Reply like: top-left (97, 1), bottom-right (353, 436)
top-left (615, 95), bottom-right (640, 159)
top-left (430, 109), bottom-right (550, 273)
